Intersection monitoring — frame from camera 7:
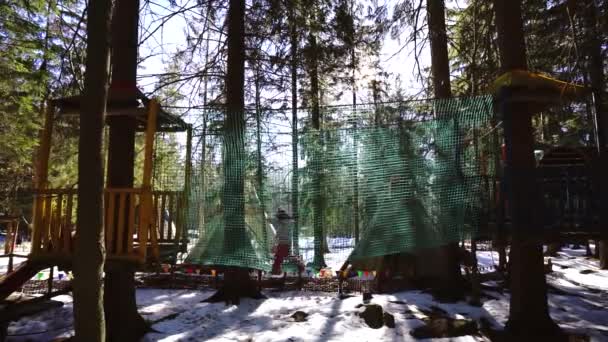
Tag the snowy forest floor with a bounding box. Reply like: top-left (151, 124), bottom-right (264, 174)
top-left (3, 247), bottom-right (608, 341)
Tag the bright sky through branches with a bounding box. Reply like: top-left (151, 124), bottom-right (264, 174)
top-left (138, 0), bottom-right (432, 111)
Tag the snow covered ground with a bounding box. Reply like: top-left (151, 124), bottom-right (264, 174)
top-left (4, 246), bottom-right (608, 341)
top-left (299, 237), bottom-right (354, 272)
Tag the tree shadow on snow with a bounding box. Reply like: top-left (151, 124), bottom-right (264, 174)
top-left (140, 290), bottom-right (270, 341)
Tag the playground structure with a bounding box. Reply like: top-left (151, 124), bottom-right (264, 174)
top-left (536, 146), bottom-right (600, 237)
top-left (0, 216), bottom-right (24, 273)
top-left (489, 70), bottom-right (601, 241)
top-left (180, 70), bottom-right (602, 289)
top-left (0, 89), bottom-right (191, 300)
top-left (0, 70), bottom-right (604, 299)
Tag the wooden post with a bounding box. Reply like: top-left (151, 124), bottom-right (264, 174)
top-left (167, 193), bottom-right (174, 240)
top-left (106, 191), bottom-right (116, 255)
top-left (139, 99), bottom-right (159, 260)
top-left (52, 194), bottom-right (62, 251)
top-left (126, 192), bottom-right (136, 254)
top-left (178, 125), bottom-right (192, 245)
top-left (64, 193), bottom-right (74, 254)
top-left (116, 192), bottom-right (127, 254)
top-left (7, 221), bottom-right (15, 271)
top-left (36, 104), bottom-right (54, 189)
top-left (42, 195), bottom-right (53, 251)
top-left (47, 267), bottom-right (54, 296)
top-left (32, 104), bottom-right (55, 254)
top-left (160, 193), bottom-right (167, 240)
top-left (8, 254), bottom-right (13, 273)
top-left (11, 218), bottom-right (18, 256)
top-left (4, 221), bottom-right (12, 255)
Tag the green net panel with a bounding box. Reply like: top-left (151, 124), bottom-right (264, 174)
top-left (183, 95), bottom-right (497, 273)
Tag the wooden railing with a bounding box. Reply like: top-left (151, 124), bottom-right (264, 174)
top-left (151, 191), bottom-right (184, 243)
top-left (30, 188), bottom-right (184, 263)
top-left (31, 189), bottom-right (77, 257)
top-left (1, 216), bottom-right (20, 255)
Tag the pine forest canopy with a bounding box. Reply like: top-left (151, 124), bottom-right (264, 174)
top-left (1, 0), bottom-right (604, 215)
top-left (1, 0), bottom-right (607, 339)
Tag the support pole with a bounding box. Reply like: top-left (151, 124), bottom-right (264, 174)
top-left (178, 124), bottom-right (193, 251)
top-left (47, 267), bottom-right (54, 296)
top-left (32, 104), bottom-right (54, 255)
top-left (139, 99), bottom-right (159, 261)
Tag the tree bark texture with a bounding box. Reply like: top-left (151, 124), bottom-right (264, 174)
top-left (414, 0), bottom-right (462, 299)
top-left (103, 0), bottom-right (148, 340)
top-left (582, 1), bottom-right (608, 270)
top-left (493, 0), bottom-right (559, 337)
top-left (207, 0), bottom-right (261, 304)
top-left (427, 0), bottom-right (452, 99)
top-left (307, 15), bottom-right (327, 268)
top-left (72, 0), bottom-right (112, 340)
top-left (290, 3), bottom-right (300, 255)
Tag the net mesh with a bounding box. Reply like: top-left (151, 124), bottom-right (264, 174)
top-left (183, 95), bottom-right (497, 273)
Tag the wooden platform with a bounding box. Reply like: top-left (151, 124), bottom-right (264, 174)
top-left (29, 188), bottom-right (186, 264)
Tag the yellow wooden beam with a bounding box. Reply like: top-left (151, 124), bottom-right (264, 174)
top-left (32, 104), bottom-right (55, 255)
top-left (138, 99), bottom-right (159, 260)
top-left (490, 69), bottom-right (589, 99)
top-left (142, 99), bottom-right (158, 189)
top-left (36, 103), bottom-right (54, 189)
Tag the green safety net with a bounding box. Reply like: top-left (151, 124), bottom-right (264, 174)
top-left (183, 95), bottom-right (497, 272)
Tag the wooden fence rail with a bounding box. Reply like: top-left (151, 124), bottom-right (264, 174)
top-left (30, 188), bottom-right (184, 263)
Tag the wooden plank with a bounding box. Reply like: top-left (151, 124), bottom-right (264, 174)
top-left (4, 221), bottom-right (10, 254)
top-left (160, 193), bottom-right (167, 241)
top-left (31, 195), bottom-right (43, 254)
top-left (51, 194), bottom-right (62, 252)
top-left (4, 221), bottom-right (13, 254)
top-left (35, 105), bottom-right (54, 189)
top-left (127, 193), bottom-right (136, 254)
top-left (149, 208), bottom-right (160, 260)
top-left (105, 187), bottom-right (140, 193)
top-left (174, 195), bottom-right (182, 243)
top-left (64, 194), bottom-right (74, 254)
top-left (35, 188), bottom-right (77, 195)
top-left (138, 99), bottom-right (158, 260)
top-left (153, 193), bottom-right (160, 240)
top-left (184, 124), bottom-right (192, 196)
top-left (42, 195), bottom-right (53, 252)
top-left (116, 192), bottom-right (127, 255)
top-left (167, 193), bottom-right (174, 241)
top-left (138, 192), bottom-right (150, 259)
top-left (106, 192), bottom-right (116, 254)
top-left (142, 100), bottom-right (158, 188)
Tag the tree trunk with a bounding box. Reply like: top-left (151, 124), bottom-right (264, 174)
top-left (204, 0), bottom-right (261, 304)
top-left (428, 0), bottom-right (452, 99)
top-left (594, 240), bottom-right (600, 258)
top-left (492, 117), bottom-right (508, 273)
top-left (582, 1), bottom-right (608, 270)
top-left (469, 239), bottom-right (481, 306)
top-left (351, 47), bottom-right (360, 244)
top-left (415, 0), bottom-right (462, 299)
top-left (545, 242), bottom-right (561, 257)
top-left (198, 0), bottom-right (214, 238)
top-left (585, 240), bottom-right (592, 257)
top-left (600, 241), bottom-right (608, 269)
top-left (72, 0), bottom-right (112, 340)
top-left (307, 17), bottom-right (327, 269)
top-left (103, 0), bottom-right (148, 340)
top-left (289, 3), bottom-right (300, 255)
top-left (493, 0), bottom-right (560, 337)
top-left (254, 67), bottom-right (267, 247)
top-left (104, 265), bottom-right (147, 341)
